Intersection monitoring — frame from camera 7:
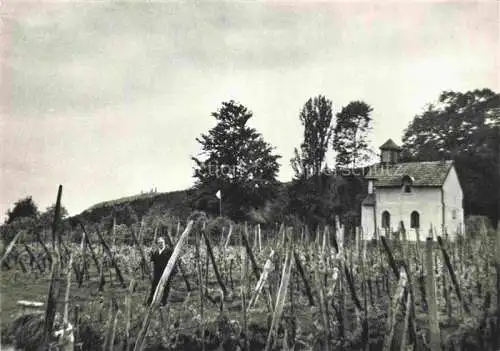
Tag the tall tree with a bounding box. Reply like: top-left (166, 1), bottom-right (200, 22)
top-left (332, 101), bottom-right (374, 168)
top-left (191, 100), bottom-right (281, 220)
top-left (402, 88), bottom-right (500, 226)
top-left (289, 96), bottom-right (336, 229)
top-left (291, 95), bottom-right (334, 179)
top-left (5, 196), bottom-right (39, 224)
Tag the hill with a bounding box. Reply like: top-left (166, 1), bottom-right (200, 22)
top-left (74, 189), bottom-right (192, 224)
top-left (71, 169), bottom-right (369, 227)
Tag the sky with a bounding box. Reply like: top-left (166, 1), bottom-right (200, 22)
top-left (0, 0), bottom-right (498, 219)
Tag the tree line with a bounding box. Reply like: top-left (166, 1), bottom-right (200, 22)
top-left (189, 96), bottom-right (375, 227)
top-left (189, 88), bottom-right (499, 230)
top-left (3, 88), bottom-right (499, 235)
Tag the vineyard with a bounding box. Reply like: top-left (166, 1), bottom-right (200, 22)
top-left (1, 189), bottom-right (500, 350)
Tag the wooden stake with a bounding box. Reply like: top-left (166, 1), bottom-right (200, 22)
top-left (124, 279), bottom-right (136, 351)
top-left (98, 254), bottom-right (106, 292)
top-left (223, 223), bottom-right (234, 249)
top-left (383, 267), bottom-right (407, 351)
top-left (399, 292), bottom-right (412, 351)
top-left (163, 230), bottom-right (191, 292)
top-left (258, 224), bottom-right (262, 252)
top-left (381, 236), bottom-right (400, 280)
top-left (425, 238), bottom-right (442, 350)
top-left (112, 216), bottom-right (116, 247)
top-left (129, 227), bottom-right (148, 280)
top-left (77, 223), bottom-right (100, 272)
top-left (242, 248), bottom-right (249, 351)
top-left (63, 254), bottom-right (73, 325)
top-left (197, 224), bottom-right (205, 351)
top-left (293, 250), bottom-right (314, 306)
top-left (42, 185), bottom-right (63, 348)
top-left (133, 218), bottom-right (198, 351)
top-left (0, 231), bottom-right (22, 267)
top-left (496, 218), bottom-right (500, 323)
top-left (95, 225), bottom-right (126, 287)
top-left (314, 265), bottom-right (330, 351)
top-left (437, 236), bottom-right (470, 315)
top-left (202, 228), bottom-right (227, 296)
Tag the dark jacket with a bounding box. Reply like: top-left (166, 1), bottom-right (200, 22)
top-left (150, 247), bottom-right (173, 282)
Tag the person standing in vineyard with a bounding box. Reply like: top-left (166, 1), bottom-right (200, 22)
top-left (147, 236), bottom-right (176, 306)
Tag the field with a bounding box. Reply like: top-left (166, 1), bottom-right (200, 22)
top-left (1, 211), bottom-right (500, 351)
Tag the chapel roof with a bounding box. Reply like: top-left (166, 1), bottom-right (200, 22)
top-left (379, 139), bottom-right (403, 151)
top-left (361, 193), bottom-right (375, 206)
top-left (365, 160), bottom-right (454, 187)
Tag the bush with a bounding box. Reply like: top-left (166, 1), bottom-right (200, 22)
top-left (465, 215), bottom-right (495, 238)
top-left (205, 216), bottom-right (235, 244)
top-left (0, 217), bottom-right (38, 242)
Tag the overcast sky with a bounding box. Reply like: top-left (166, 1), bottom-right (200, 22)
top-left (0, 0), bottom-right (498, 219)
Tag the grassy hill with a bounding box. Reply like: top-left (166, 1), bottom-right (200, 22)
top-left (74, 188), bottom-right (192, 224)
top-left (71, 170), bottom-right (368, 227)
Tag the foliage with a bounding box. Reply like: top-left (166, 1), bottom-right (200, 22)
top-left (335, 173), bottom-right (368, 232)
top-left (287, 173), bottom-right (341, 230)
top-left (288, 96), bottom-right (338, 230)
top-left (204, 216), bottom-right (235, 244)
top-left (111, 223), bottom-right (132, 245)
top-left (465, 215), bottom-right (495, 238)
top-left (1, 201), bottom-right (71, 243)
top-left (75, 190), bottom-right (191, 226)
top-left (333, 101), bottom-right (375, 168)
top-left (0, 216), bottom-right (38, 242)
top-left (191, 100), bottom-right (281, 221)
top-left (287, 170), bottom-right (367, 234)
top-left (5, 196), bottom-right (39, 224)
top-left (291, 96), bottom-right (334, 179)
top-left (112, 203), bottom-right (139, 227)
top-left (402, 89), bottom-right (499, 159)
top-left (39, 203), bottom-right (69, 229)
top-left (401, 88), bottom-right (500, 225)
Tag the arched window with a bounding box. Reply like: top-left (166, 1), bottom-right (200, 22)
top-left (411, 211), bottom-right (420, 229)
top-left (382, 211), bottom-right (391, 229)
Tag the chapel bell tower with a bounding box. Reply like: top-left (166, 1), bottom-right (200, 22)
top-left (380, 139), bottom-right (402, 165)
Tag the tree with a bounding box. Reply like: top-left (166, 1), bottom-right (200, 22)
top-left (287, 173), bottom-right (341, 230)
top-left (1, 217), bottom-right (38, 242)
top-left (291, 96), bottom-right (334, 179)
top-left (289, 95), bottom-right (336, 229)
top-left (402, 89), bottom-right (499, 160)
top-left (401, 88), bottom-right (500, 226)
top-left (287, 171), bottom-right (367, 233)
top-left (39, 203), bottom-right (69, 229)
top-left (332, 101), bottom-right (374, 168)
top-left (191, 100), bottom-right (281, 220)
top-left (5, 196), bottom-right (39, 224)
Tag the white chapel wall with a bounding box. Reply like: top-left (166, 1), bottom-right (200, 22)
top-left (442, 166), bottom-right (465, 239)
top-left (361, 205), bottom-right (375, 240)
top-left (375, 186), bottom-right (442, 240)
